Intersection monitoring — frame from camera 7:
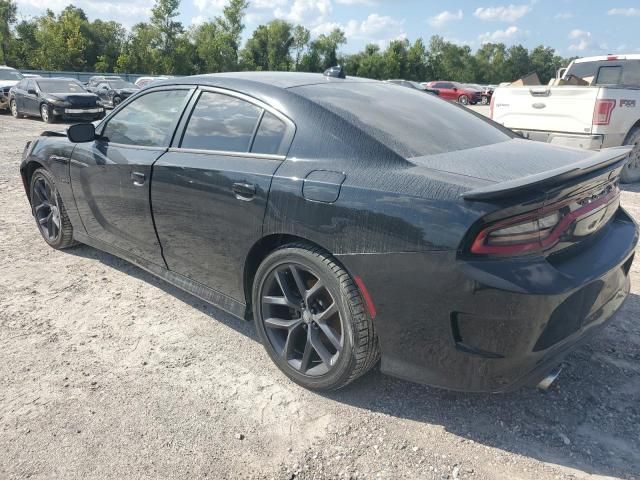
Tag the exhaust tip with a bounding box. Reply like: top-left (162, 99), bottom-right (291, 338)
top-left (537, 366), bottom-right (562, 391)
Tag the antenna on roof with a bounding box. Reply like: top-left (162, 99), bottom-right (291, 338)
top-left (324, 65), bottom-right (346, 79)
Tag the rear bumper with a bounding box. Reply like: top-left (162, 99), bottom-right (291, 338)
top-left (515, 130), bottom-right (605, 150)
top-left (337, 208), bottom-right (638, 393)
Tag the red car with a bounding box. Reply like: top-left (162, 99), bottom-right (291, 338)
top-left (422, 81), bottom-right (482, 105)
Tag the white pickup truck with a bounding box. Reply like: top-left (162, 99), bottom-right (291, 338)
top-left (491, 54), bottom-right (640, 182)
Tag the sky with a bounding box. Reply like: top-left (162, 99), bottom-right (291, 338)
top-left (12, 0), bottom-right (640, 56)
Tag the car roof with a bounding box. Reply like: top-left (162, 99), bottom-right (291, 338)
top-left (159, 72), bottom-right (375, 90)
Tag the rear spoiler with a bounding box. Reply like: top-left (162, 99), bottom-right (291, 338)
top-left (462, 146), bottom-right (632, 201)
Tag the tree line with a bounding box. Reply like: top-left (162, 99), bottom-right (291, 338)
top-left (0, 0), bottom-right (572, 84)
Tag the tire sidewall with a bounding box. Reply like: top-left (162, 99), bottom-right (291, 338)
top-left (620, 128), bottom-right (640, 184)
top-left (458, 95), bottom-right (469, 105)
top-left (252, 247), bottom-right (358, 390)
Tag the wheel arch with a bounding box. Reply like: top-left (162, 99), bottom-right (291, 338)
top-left (21, 160), bottom-right (46, 205)
top-left (243, 233), bottom-right (338, 312)
top-left (623, 119), bottom-right (640, 143)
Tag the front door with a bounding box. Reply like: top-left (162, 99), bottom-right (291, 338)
top-left (23, 79), bottom-right (39, 115)
top-left (69, 87), bottom-right (193, 265)
top-left (151, 89), bottom-right (294, 300)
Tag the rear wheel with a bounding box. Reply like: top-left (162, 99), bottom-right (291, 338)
top-left (620, 127), bottom-right (640, 184)
top-left (112, 96), bottom-right (122, 107)
top-left (40, 104), bottom-right (54, 123)
top-left (458, 95), bottom-right (469, 105)
top-left (253, 244), bottom-right (379, 391)
top-left (481, 95), bottom-right (490, 105)
top-left (29, 168), bottom-right (77, 249)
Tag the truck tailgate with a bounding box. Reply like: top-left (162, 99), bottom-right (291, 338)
top-left (493, 86), bottom-right (600, 134)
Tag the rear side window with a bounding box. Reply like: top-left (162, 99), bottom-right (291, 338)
top-left (251, 112), bottom-right (287, 155)
top-left (567, 60), bottom-right (640, 86)
top-left (181, 92), bottom-right (262, 152)
top-left (293, 82), bottom-right (511, 158)
top-left (596, 66), bottom-right (622, 85)
top-left (103, 89), bottom-right (189, 147)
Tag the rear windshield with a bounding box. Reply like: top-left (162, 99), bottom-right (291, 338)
top-left (107, 80), bottom-right (137, 89)
top-left (292, 82), bottom-right (511, 158)
top-left (37, 80), bottom-right (86, 93)
top-left (565, 59), bottom-right (640, 86)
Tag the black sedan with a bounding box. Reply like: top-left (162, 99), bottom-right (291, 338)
top-left (87, 78), bottom-right (140, 108)
top-left (10, 78), bottom-right (104, 123)
top-left (19, 72), bottom-right (637, 392)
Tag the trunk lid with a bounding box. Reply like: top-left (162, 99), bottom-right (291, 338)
top-left (492, 86), bottom-right (600, 134)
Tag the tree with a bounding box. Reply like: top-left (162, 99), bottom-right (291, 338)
top-left (300, 28), bottom-right (345, 72)
top-left (116, 22), bottom-right (161, 73)
top-left (35, 8), bottom-right (89, 70)
top-left (150, 0), bottom-right (183, 73)
top-left (291, 25), bottom-right (310, 71)
top-left (0, 0), bottom-right (17, 63)
top-left (8, 18), bottom-right (39, 68)
top-left (87, 20), bottom-right (126, 72)
top-left (241, 20), bottom-right (293, 71)
top-left (530, 45), bottom-right (566, 84)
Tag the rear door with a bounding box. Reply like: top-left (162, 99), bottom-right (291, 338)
top-left (492, 86), bottom-right (600, 134)
top-left (151, 88), bottom-right (294, 300)
top-left (69, 87), bottom-right (194, 265)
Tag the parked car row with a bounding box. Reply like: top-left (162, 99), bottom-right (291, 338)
top-left (1, 67), bottom-right (172, 123)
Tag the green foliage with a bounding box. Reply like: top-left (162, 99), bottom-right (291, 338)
top-left (2, 0), bottom-right (571, 84)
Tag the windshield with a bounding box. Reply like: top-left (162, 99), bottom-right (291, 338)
top-left (37, 80), bottom-right (86, 93)
top-left (107, 80), bottom-right (138, 89)
top-left (293, 82), bottom-right (511, 158)
top-left (0, 69), bottom-right (24, 81)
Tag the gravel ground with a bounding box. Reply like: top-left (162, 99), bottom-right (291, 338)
top-left (1, 112), bottom-right (639, 480)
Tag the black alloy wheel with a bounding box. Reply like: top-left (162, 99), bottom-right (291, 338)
top-left (253, 245), bottom-right (380, 391)
top-left (29, 169), bottom-right (77, 249)
top-left (261, 262), bottom-right (344, 376)
top-left (113, 96), bottom-right (122, 106)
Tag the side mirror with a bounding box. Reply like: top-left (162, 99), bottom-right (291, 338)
top-left (452, 87), bottom-right (458, 92)
top-left (67, 123), bottom-right (96, 143)
top-left (27, 89), bottom-right (37, 95)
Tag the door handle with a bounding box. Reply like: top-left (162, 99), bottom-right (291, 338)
top-left (232, 182), bottom-right (256, 201)
top-left (131, 171), bottom-right (146, 186)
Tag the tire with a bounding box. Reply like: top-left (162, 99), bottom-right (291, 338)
top-left (458, 95), bottom-right (469, 105)
top-left (620, 127), bottom-right (640, 184)
top-left (481, 95), bottom-right (489, 105)
top-left (29, 168), bottom-right (77, 249)
top-left (112, 96), bottom-right (122, 107)
top-left (40, 104), bottom-right (54, 123)
top-left (252, 244), bottom-right (380, 391)
top-left (10, 99), bottom-right (20, 118)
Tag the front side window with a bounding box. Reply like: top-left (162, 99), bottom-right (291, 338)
top-left (181, 91), bottom-right (262, 152)
top-left (102, 89), bottom-right (189, 147)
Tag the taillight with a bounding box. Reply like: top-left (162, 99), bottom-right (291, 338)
top-left (489, 93), bottom-right (495, 119)
top-left (470, 187), bottom-right (619, 256)
top-left (593, 99), bottom-right (615, 125)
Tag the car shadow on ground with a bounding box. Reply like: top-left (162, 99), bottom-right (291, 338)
top-left (622, 182), bottom-right (640, 193)
top-left (66, 244), bottom-right (640, 479)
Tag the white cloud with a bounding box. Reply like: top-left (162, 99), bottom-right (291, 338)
top-left (478, 25), bottom-right (521, 43)
top-left (474, 4), bottom-right (532, 22)
top-left (313, 13), bottom-right (405, 48)
top-left (193, 0), bottom-right (227, 13)
top-left (274, 0), bottom-right (333, 24)
top-left (607, 8), bottom-right (640, 17)
top-left (335, 0), bottom-right (378, 5)
top-left (15, 0), bottom-right (153, 27)
top-left (554, 12), bottom-right (574, 20)
top-left (428, 10), bottom-right (463, 28)
top-left (568, 29), bottom-right (606, 52)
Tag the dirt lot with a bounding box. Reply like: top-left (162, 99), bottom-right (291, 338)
top-left (1, 112), bottom-right (639, 480)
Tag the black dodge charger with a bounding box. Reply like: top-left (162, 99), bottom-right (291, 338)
top-left (10, 78), bottom-right (104, 123)
top-left (19, 72), bottom-right (637, 392)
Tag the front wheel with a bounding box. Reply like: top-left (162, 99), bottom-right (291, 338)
top-left (620, 127), bottom-right (640, 184)
top-left (10, 99), bottom-right (20, 118)
top-left (458, 95), bottom-right (469, 105)
top-left (40, 104), bottom-right (54, 123)
top-left (112, 96), bottom-right (122, 107)
top-left (29, 168), bottom-right (77, 249)
top-left (252, 244), bottom-right (379, 391)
